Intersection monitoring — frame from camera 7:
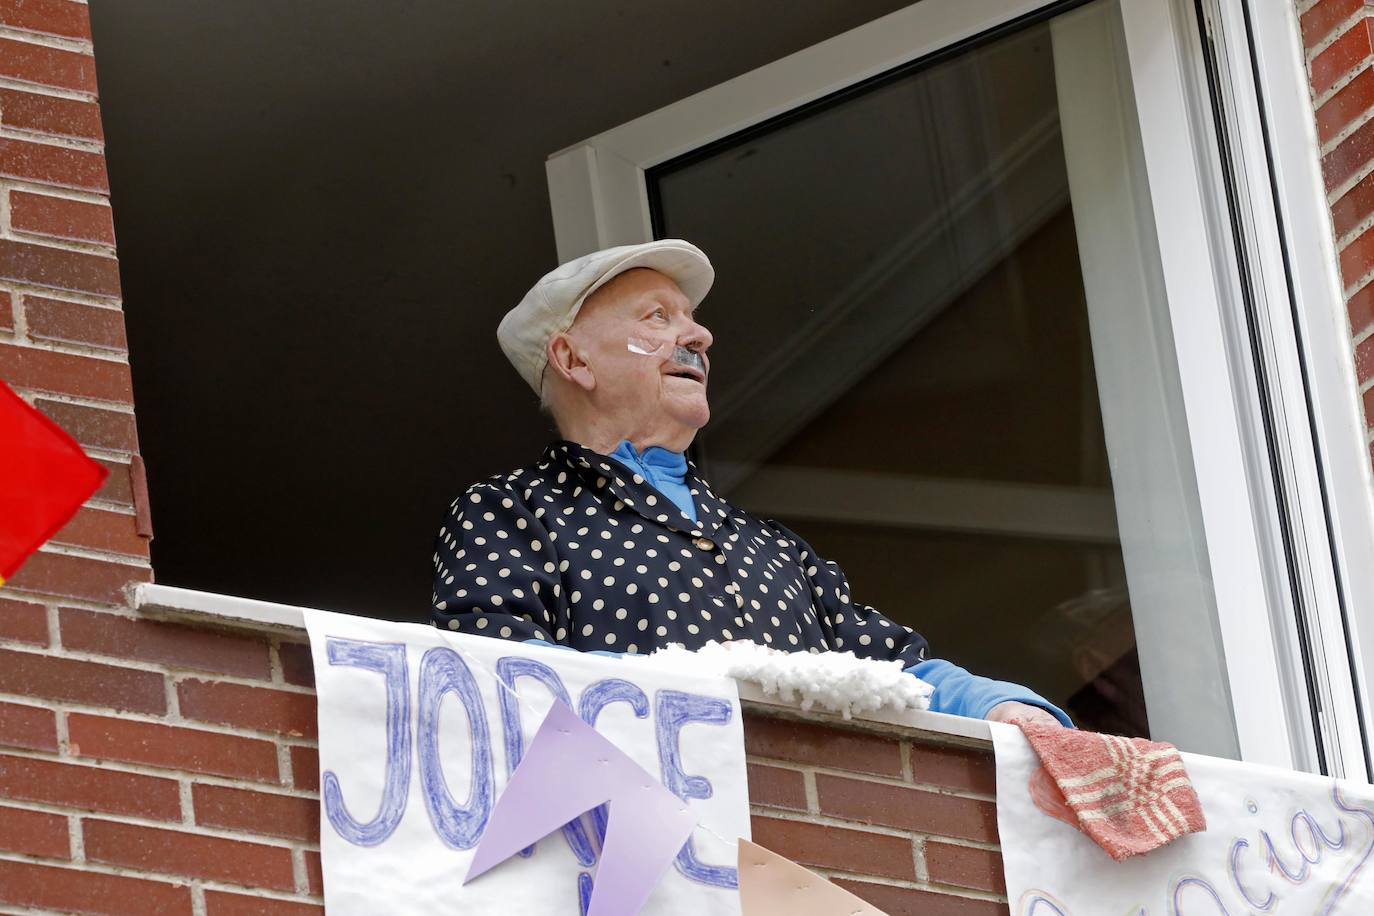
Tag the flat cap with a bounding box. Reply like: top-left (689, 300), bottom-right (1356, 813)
top-left (498, 238), bottom-right (714, 393)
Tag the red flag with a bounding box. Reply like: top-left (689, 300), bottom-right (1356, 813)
top-left (0, 381), bottom-right (108, 583)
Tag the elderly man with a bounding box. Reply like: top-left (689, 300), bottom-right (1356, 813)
top-left (432, 239), bottom-right (1068, 728)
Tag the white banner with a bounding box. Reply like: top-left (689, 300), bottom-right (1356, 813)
top-left (305, 610), bottom-right (749, 915)
top-left (992, 722), bottom-right (1374, 915)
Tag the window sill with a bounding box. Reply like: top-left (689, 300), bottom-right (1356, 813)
top-left (134, 582), bottom-right (992, 749)
top-left (136, 582), bottom-right (315, 632)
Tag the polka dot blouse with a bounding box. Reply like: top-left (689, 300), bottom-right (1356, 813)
top-left (431, 440), bottom-right (930, 665)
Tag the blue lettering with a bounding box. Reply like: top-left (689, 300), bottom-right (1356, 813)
top-left (321, 639), bottom-right (411, 847)
top-left (1263, 826), bottom-right (1311, 884)
top-left (578, 871), bottom-right (594, 916)
top-left (578, 677), bottom-right (649, 844)
top-left (1324, 784), bottom-right (1374, 916)
top-left (495, 656), bottom-right (597, 865)
top-left (417, 647), bottom-right (493, 849)
top-left (1228, 839), bottom-right (1274, 911)
top-left (1172, 876), bottom-right (1232, 914)
top-left (655, 689), bottom-right (737, 889)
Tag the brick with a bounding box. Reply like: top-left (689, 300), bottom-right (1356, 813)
top-left (289, 744), bottom-right (319, 792)
top-left (51, 508), bottom-right (145, 557)
top-left (0, 0), bottom-right (92, 41)
top-left (1314, 19), bottom-right (1374, 95)
top-left (304, 850), bottom-right (323, 896)
top-left (86, 819), bottom-right (296, 890)
top-left (0, 646), bottom-right (165, 712)
top-left (743, 714), bottom-right (902, 777)
top-left (67, 713), bottom-right (280, 781)
top-left (35, 398), bottom-right (137, 451)
top-left (749, 816), bottom-right (916, 881)
top-left (1354, 279), bottom-right (1374, 331)
top-left (926, 841), bottom-right (1006, 894)
top-left (94, 456), bottom-right (136, 503)
top-left (1319, 68), bottom-right (1374, 145)
top-left (193, 784), bottom-right (319, 842)
top-left (0, 802), bottom-right (70, 858)
top-left (1303, 0), bottom-right (1373, 50)
top-left (0, 699), bottom-right (58, 751)
top-left (1363, 382), bottom-right (1373, 425)
top-left (1360, 331), bottom-right (1374, 380)
top-left (834, 879), bottom-right (1009, 916)
top-left (816, 773), bottom-right (998, 843)
top-left (61, 608), bottom-right (271, 678)
top-left (746, 762), bottom-right (807, 811)
top-left (4, 547), bottom-right (150, 603)
top-left (0, 36), bottom-right (97, 93)
top-left (0, 596), bottom-right (48, 645)
top-left (908, 744), bottom-right (997, 796)
top-left (0, 341), bottom-right (131, 401)
top-left (26, 294), bottom-right (128, 351)
top-left (0, 289), bottom-right (11, 331)
top-left (204, 892), bottom-right (324, 916)
top-left (0, 237), bottom-right (119, 297)
top-left (0, 86), bottom-right (103, 140)
top-left (1331, 169), bottom-right (1374, 238)
top-left (0, 136), bottom-right (107, 193)
top-left (12, 190), bottom-right (116, 245)
top-left (1343, 225), bottom-right (1374, 288)
top-left (0, 859), bottom-right (192, 915)
top-left (1324, 116), bottom-right (1374, 192)
top-left (131, 452), bottom-right (152, 536)
top-left (279, 641), bottom-right (315, 686)
top-left (179, 679), bottom-right (317, 738)
top-left (0, 753), bottom-right (181, 819)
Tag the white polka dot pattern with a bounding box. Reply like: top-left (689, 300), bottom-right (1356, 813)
top-left (431, 441), bottom-right (930, 665)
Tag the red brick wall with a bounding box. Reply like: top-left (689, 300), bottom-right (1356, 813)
top-left (0, 607), bottom-right (1011, 915)
top-left (745, 713), bottom-right (1006, 915)
top-left (1301, 0), bottom-right (1374, 469)
top-left (0, 615), bottom-right (326, 914)
top-left (0, 0), bottom-right (148, 605)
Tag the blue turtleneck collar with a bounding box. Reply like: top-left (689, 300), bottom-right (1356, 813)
top-left (608, 439), bottom-right (698, 523)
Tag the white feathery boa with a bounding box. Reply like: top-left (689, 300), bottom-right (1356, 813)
top-left (645, 640), bottom-right (932, 720)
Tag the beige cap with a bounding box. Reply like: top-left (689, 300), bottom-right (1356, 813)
top-left (498, 238), bottom-right (715, 393)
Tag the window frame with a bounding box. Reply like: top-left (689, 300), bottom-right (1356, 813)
top-left (543, 0), bottom-right (1372, 773)
top-left (1220, 0), bottom-right (1374, 775)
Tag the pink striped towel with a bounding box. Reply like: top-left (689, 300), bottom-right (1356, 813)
top-left (1019, 721), bottom-right (1206, 862)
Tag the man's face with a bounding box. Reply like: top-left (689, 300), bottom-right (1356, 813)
top-left (564, 267), bottom-right (714, 432)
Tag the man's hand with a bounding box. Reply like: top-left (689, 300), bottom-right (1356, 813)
top-left (986, 700), bottom-right (1063, 728)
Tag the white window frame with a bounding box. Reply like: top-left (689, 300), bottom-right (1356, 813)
top-left (1232, 0), bottom-right (1374, 770)
top-left (542, 0), bottom-right (1374, 774)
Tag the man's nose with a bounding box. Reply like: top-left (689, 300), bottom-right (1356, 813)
top-left (680, 318), bottom-right (712, 353)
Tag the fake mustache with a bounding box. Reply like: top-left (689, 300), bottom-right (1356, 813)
top-left (671, 346), bottom-right (707, 377)
top-left (627, 337), bottom-right (708, 377)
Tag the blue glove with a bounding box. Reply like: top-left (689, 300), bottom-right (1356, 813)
top-left (907, 658), bottom-right (1073, 726)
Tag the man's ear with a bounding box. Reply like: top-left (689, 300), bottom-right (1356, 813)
top-left (547, 334), bottom-right (596, 392)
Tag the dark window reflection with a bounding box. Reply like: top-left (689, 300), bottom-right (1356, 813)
top-left (651, 17), bottom-right (1148, 735)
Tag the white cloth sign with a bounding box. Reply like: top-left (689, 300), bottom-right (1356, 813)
top-left (305, 610), bottom-right (749, 914)
top-left (991, 722), bottom-right (1374, 914)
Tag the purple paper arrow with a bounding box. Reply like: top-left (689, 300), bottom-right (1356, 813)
top-left (464, 698), bottom-right (699, 915)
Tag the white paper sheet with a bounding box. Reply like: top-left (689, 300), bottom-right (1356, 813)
top-left (991, 722), bottom-right (1374, 914)
top-left (305, 609), bottom-right (749, 915)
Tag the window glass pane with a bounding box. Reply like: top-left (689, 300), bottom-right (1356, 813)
top-left (649, 0), bottom-right (1227, 747)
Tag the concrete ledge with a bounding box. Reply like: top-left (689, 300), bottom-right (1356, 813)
top-left (738, 681), bottom-right (992, 749)
top-left (136, 583), bottom-right (311, 632)
top-left (136, 582), bottom-right (992, 748)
